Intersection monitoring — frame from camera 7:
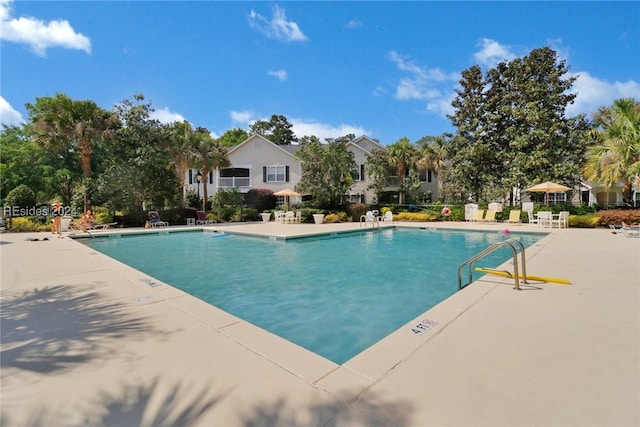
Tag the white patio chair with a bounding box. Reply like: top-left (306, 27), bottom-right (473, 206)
top-left (537, 211), bottom-right (553, 228)
top-left (553, 211), bottom-right (569, 228)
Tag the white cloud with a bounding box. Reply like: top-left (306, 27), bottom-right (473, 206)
top-left (248, 5), bottom-right (307, 42)
top-left (567, 72), bottom-right (640, 117)
top-left (372, 86), bottom-right (387, 97)
top-left (346, 19), bottom-right (363, 29)
top-left (231, 110), bottom-right (369, 141)
top-left (149, 107), bottom-right (185, 124)
top-left (387, 50), bottom-right (459, 117)
top-left (290, 118), bottom-right (370, 142)
top-left (0, 96), bottom-right (24, 126)
top-left (473, 38), bottom-right (516, 68)
top-left (230, 110), bottom-right (254, 124)
top-left (268, 69), bottom-right (288, 81)
top-left (0, 0), bottom-right (91, 56)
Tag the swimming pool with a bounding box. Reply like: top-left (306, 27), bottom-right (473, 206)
top-left (84, 228), bottom-right (543, 364)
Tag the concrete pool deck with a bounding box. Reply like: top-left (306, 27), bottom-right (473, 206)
top-left (1, 221), bottom-right (638, 426)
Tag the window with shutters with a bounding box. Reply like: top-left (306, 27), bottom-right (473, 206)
top-left (266, 166), bottom-right (287, 182)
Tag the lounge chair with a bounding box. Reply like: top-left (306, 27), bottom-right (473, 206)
top-left (620, 222), bottom-right (640, 238)
top-left (480, 209), bottom-right (497, 223)
top-left (470, 209), bottom-right (485, 223)
top-left (383, 211), bottom-right (393, 222)
top-left (504, 210), bottom-right (522, 224)
top-left (196, 211), bottom-right (216, 226)
top-left (92, 222), bottom-right (117, 230)
top-left (148, 211), bottom-right (168, 228)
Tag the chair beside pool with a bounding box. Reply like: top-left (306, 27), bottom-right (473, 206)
top-left (470, 209), bottom-right (485, 223)
top-left (480, 209), bottom-right (498, 223)
top-left (360, 211), bottom-right (381, 227)
top-left (504, 210), bottom-right (522, 225)
top-left (148, 211), bottom-right (169, 228)
top-left (196, 211), bottom-right (216, 226)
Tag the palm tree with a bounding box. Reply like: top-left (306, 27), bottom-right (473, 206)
top-left (27, 93), bottom-right (119, 210)
top-left (584, 98), bottom-right (640, 206)
top-left (386, 137), bottom-right (418, 204)
top-left (190, 130), bottom-right (229, 212)
top-left (164, 121), bottom-right (199, 208)
top-left (416, 134), bottom-right (453, 202)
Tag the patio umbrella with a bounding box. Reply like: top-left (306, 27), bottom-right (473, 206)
top-left (525, 181), bottom-right (571, 206)
top-left (273, 188), bottom-right (301, 209)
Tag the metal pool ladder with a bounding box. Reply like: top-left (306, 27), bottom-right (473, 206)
top-left (458, 239), bottom-right (528, 291)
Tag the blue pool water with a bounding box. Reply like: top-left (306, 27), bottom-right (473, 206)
top-left (84, 228), bottom-right (543, 364)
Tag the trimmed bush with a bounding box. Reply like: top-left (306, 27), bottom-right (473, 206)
top-left (395, 211), bottom-right (438, 221)
top-left (346, 202), bottom-right (368, 222)
top-left (594, 209), bottom-right (640, 226)
top-left (9, 217), bottom-right (37, 232)
top-left (568, 213), bottom-right (600, 228)
top-left (324, 212), bottom-right (348, 223)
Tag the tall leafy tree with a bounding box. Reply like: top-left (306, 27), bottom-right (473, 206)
top-left (249, 114), bottom-right (298, 145)
top-left (99, 94), bottom-right (176, 211)
top-left (500, 47), bottom-right (588, 201)
top-left (584, 98), bottom-right (640, 205)
top-left (294, 136), bottom-right (357, 207)
top-left (447, 65), bottom-right (490, 202)
top-left (218, 128), bottom-right (249, 148)
top-left (448, 47), bottom-right (588, 204)
top-left (26, 93), bottom-right (119, 210)
top-left (190, 129), bottom-right (229, 212)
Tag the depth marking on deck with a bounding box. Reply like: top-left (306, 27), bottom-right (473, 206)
top-left (409, 319), bottom-right (438, 335)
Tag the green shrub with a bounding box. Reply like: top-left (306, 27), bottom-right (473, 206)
top-left (568, 213), bottom-right (600, 228)
top-left (5, 184), bottom-right (36, 207)
top-left (245, 189), bottom-right (276, 212)
top-left (9, 217), bottom-right (37, 232)
top-left (94, 212), bottom-right (113, 224)
top-left (324, 211), bottom-right (348, 223)
top-left (395, 211), bottom-right (438, 221)
top-left (240, 207), bottom-right (259, 221)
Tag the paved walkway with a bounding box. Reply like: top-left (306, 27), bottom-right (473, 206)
top-left (1, 222), bottom-right (638, 426)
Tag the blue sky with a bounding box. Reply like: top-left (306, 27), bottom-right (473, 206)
top-left (1, 1), bottom-right (639, 145)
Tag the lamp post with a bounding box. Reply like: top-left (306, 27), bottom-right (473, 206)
top-left (195, 171), bottom-right (202, 199)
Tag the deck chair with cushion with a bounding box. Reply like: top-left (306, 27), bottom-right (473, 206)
top-left (148, 211), bottom-right (169, 228)
top-left (620, 222), bottom-right (640, 238)
top-left (196, 211), bottom-right (216, 226)
top-left (504, 210), bottom-right (522, 224)
top-left (470, 209), bottom-right (485, 223)
top-left (480, 209), bottom-right (497, 223)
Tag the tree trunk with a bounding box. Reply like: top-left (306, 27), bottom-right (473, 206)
top-left (201, 169), bottom-right (208, 212)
